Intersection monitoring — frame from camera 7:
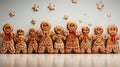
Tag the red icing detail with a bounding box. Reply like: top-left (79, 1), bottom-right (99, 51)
top-left (5, 32), bottom-right (12, 41)
top-left (110, 34), bottom-right (116, 44)
top-left (69, 30), bottom-right (76, 38)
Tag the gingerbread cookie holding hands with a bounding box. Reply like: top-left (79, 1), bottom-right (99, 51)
top-left (14, 29), bottom-right (27, 54)
top-left (79, 26), bottom-right (92, 54)
top-left (27, 28), bottom-right (38, 54)
top-left (37, 20), bottom-right (55, 54)
top-left (0, 24), bottom-right (15, 54)
top-left (105, 24), bottom-right (120, 54)
top-left (92, 26), bottom-right (105, 54)
top-left (65, 21), bottom-right (81, 53)
top-left (52, 26), bottom-right (66, 54)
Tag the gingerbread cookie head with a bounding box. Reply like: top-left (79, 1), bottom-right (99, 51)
top-left (54, 26), bottom-right (64, 34)
top-left (107, 24), bottom-right (118, 34)
top-left (29, 28), bottom-right (36, 35)
top-left (94, 26), bottom-right (103, 35)
top-left (66, 21), bottom-right (78, 31)
top-left (40, 20), bottom-right (51, 31)
top-left (3, 24), bottom-right (13, 33)
top-left (82, 26), bottom-right (90, 34)
top-left (17, 29), bottom-right (25, 36)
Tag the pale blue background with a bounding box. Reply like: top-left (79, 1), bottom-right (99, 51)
top-left (0, 0), bottom-right (120, 44)
top-left (0, 0), bottom-right (120, 45)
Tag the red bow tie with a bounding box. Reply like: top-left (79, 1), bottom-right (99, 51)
top-left (110, 34), bottom-right (116, 44)
top-left (5, 32), bottom-right (12, 41)
top-left (69, 30), bottom-right (76, 38)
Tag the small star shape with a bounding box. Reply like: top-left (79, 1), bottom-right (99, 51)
top-left (96, 1), bottom-right (104, 10)
top-left (9, 11), bottom-right (16, 17)
top-left (88, 22), bottom-right (92, 26)
top-left (31, 19), bottom-right (37, 25)
top-left (32, 4), bottom-right (39, 12)
top-left (48, 3), bottom-right (55, 11)
top-left (72, 0), bottom-right (77, 3)
top-left (106, 13), bottom-right (111, 18)
top-left (79, 19), bottom-right (82, 23)
top-left (64, 15), bottom-right (69, 20)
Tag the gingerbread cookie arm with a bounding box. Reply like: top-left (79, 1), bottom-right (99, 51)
top-left (0, 33), bottom-right (4, 38)
top-left (24, 37), bottom-right (28, 42)
top-left (36, 30), bottom-right (42, 37)
top-left (117, 34), bottom-right (120, 40)
top-left (64, 31), bottom-right (69, 36)
top-left (50, 31), bottom-right (55, 36)
top-left (91, 35), bottom-right (96, 40)
top-left (52, 34), bottom-right (57, 40)
top-left (79, 35), bottom-right (84, 40)
top-left (76, 31), bottom-right (82, 36)
top-left (89, 35), bottom-right (94, 40)
top-left (104, 34), bottom-right (110, 39)
top-left (62, 35), bottom-right (66, 40)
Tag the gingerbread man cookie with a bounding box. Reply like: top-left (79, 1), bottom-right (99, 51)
top-left (52, 26), bottom-right (66, 54)
top-left (37, 20), bottom-right (55, 54)
top-left (0, 24), bottom-right (15, 54)
top-left (9, 11), bottom-right (16, 17)
top-left (105, 24), bottom-right (120, 54)
top-left (32, 4), bottom-right (39, 12)
top-left (64, 21), bottom-right (81, 53)
top-left (14, 29), bottom-right (27, 54)
top-left (48, 3), bottom-right (55, 11)
top-left (92, 26), bottom-right (105, 54)
top-left (79, 26), bottom-right (92, 54)
top-left (27, 28), bottom-right (38, 54)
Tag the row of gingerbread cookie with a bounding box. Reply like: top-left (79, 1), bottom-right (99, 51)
top-left (0, 20), bottom-right (120, 54)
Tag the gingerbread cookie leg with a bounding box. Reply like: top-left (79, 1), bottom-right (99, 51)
top-left (1, 43), bottom-right (7, 54)
top-left (54, 48), bottom-right (59, 53)
top-left (73, 48), bottom-right (80, 53)
top-left (106, 46), bottom-right (112, 54)
top-left (22, 48), bottom-right (27, 54)
top-left (100, 45), bottom-right (105, 54)
top-left (113, 45), bottom-right (119, 53)
top-left (8, 45), bottom-right (15, 54)
top-left (47, 46), bottom-right (54, 54)
top-left (38, 46), bottom-right (45, 54)
top-left (33, 45), bottom-right (38, 53)
top-left (65, 48), bottom-right (72, 53)
top-left (16, 48), bottom-right (20, 54)
top-left (28, 46), bottom-right (33, 54)
top-left (86, 48), bottom-right (91, 54)
top-left (92, 46), bottom-right (99, 54)
top-left (80, 48), bottom-right (85, 54)
top-left (60, 48), bottom-right (64, 54)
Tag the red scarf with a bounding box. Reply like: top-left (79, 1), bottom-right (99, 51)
top-left (5, 32), bottom-right (12, 41)
top-left (110, 34), bottom-right (116, 44)
top-left (69, 30), bottom-right (76, 38)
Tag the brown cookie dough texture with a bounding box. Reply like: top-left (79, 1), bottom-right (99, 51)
top-left (14, 29), bottom-right (27, 54)
top-left (65, 21), bottom-right (80, 53)
top-left (106, 24), bottom-right (120, 54)
top-left (27, 28), bottom-right (38, 54)
top-left (1, 24), bottom-right (15, 54)
top-left (79, 26), bottom-right (92, 54)
top-left (92, 26), bottom-right (105, 54)
top-left (52, 25), bottom-right (66, 54)
top-left (38, 20), bottom-right (54, 54)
